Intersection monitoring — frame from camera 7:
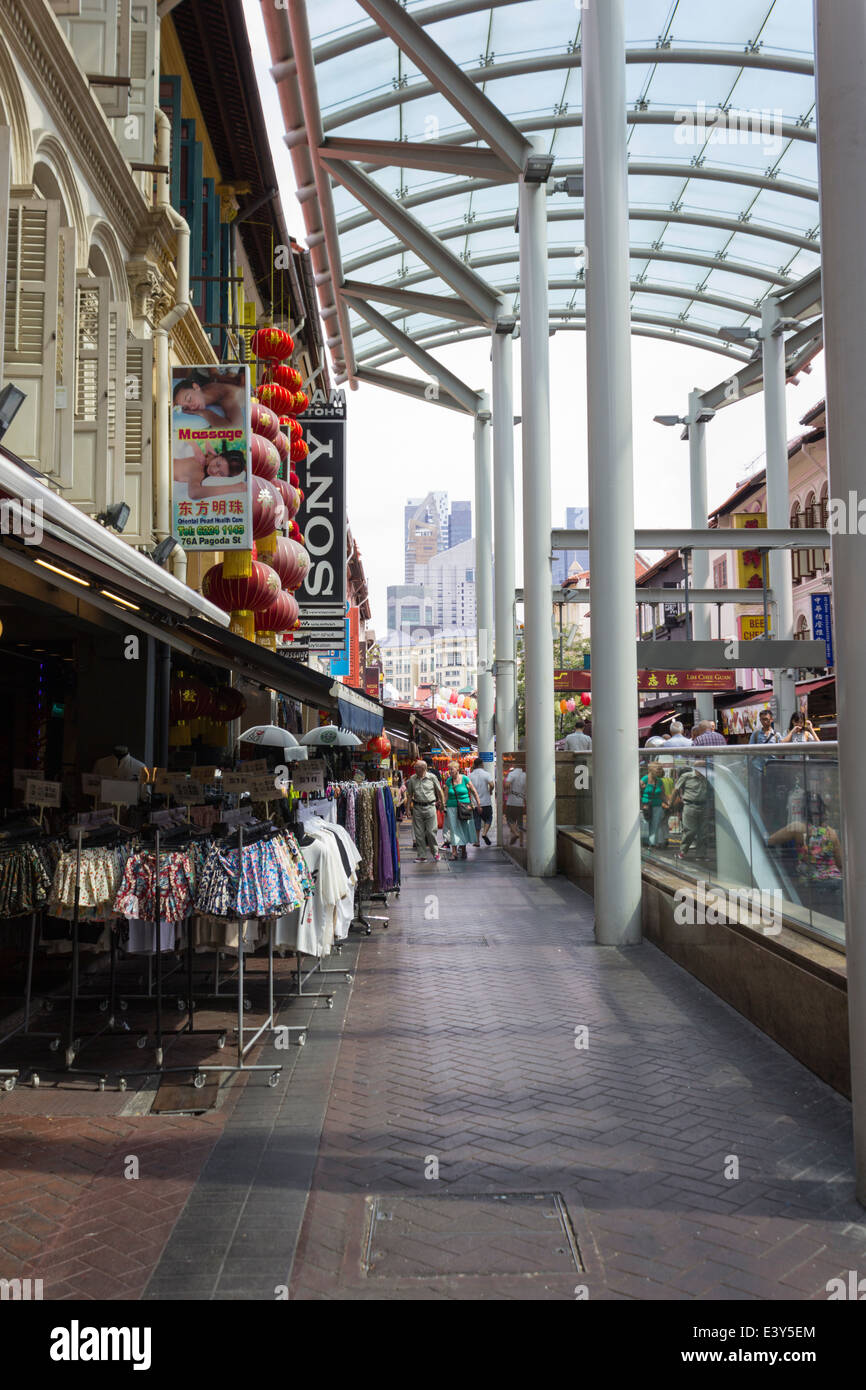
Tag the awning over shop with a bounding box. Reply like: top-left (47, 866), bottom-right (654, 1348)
top-left (796, 676), bottom-right (835, 697)
top-left (638, 710), bottom-right (671, 735)
top-left (186, 620), bottom-right (338, 710)
top-left (332, 682), bottom-right (384, 739)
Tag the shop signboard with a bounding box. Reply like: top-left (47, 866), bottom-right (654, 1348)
top-left (291, 761), bottom-right (326, 795)
top-left (294, 391), bottom-right (347, 645)
top-left (554, 668), bottom-right (737, 692)
top-left (738, 614), bottom-right (767, 641)
top-left (811, 593), bottom-right (834, 667)
top-left (171, 364), bottom-right (252, 551)
top-left (100, 779), bottom-right (139, 806)
top-left (13, 768), bottom-right (43, 790)
top-left (733, 512), bottom-right (767, 590)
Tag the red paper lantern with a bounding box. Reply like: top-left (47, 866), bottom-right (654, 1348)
top-left (211, 686), bottom-right (247, 722)
top-left (252, 478), bottom-right (288, 540)
top-left (287, 418), bottom-right (303, 443)
top-left (274, 479), bottom-right (299, 518)
top-left (170, 673), bottom-right (210, 725)
top-left (273, 364), bottom-right (302, 392)
top-left (366, 734), bottom-right (391, 758)
top-left (202, 560), bottom-right (282, 641)
top-left (290, 437), bottom-right (308, 464)
top-left (250, 327), bottom-right (294, 362)
top-left (250, 433), bottom-right (280, 481)
top-left (272, 429), bottom-right (288, 464)
top-left (250, 400), bottom-right (279, 441)
top-left (254, 590), bottom-right (299, 640)
top-left (256, 382), bottom-right (292, 413)
top-left (283, 390), bottom-right (309, 418)
top-left (289, 470), bottom-right (299, 488)
top-left (269, 536), bottom-right (310, 592)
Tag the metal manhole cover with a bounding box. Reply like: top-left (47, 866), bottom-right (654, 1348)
top-left (362, 1192), bottom-right (583, 1279)
top-left (405, 935), bottom-right (491, 946)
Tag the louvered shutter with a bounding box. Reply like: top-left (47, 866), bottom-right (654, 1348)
top-left (117, 2), bottom-right (157, 167)
top-left (0, 127), bottom-right (10, 386)
top-left (62, 0), bottom-right (131, 119)
top-left (3, 198), bottom-right (60, 470)
top-left (122, 335), bottom-right (152, 542)
top-left (54, 226), bottom-right (77, 487)
top-left (72, 274), bottom-right (110, 511)
top-left (107, 298), bottom-right (128, 505)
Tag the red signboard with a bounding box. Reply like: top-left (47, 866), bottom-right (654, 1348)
top-left (554, 669), bottom-right (737, 692)
top-left (347, 606), bottom-right (361, 689)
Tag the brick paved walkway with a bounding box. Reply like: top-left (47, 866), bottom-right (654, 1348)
top-left (287, 842), bottom-right (866, 1300)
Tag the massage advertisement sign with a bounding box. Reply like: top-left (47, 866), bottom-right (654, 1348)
top-left (171, 365), bottom-right (252, 550)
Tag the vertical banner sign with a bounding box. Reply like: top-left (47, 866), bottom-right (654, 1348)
top-left (810, 593), bottom-right (834, 666)
top-left (734, 512), bottom-right (767, 590)
top-left (171, 365), bottom-right (252, 550)
top-left (348, 606), bottom-right (361, 688)
top-left (293, 390), bottom-right (347, 651)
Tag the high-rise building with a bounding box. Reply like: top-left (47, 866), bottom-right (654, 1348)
top-left (553, 506), bottom-right (590, 585)
top-left (387, 583), bottom-right (436, 631)
top-left (416, 539), bottom-right (476, 630)
top-left (404, 491), bottom-right (449, 581)
top-left (449, 500), bottom-right (472, 549)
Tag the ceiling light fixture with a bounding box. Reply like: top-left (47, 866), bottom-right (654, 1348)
top-left (35, 559), bottom-right (89, 586)
top-left (99, 589), bottom-right (140, 612)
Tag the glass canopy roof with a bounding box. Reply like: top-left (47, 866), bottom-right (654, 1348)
top-left (293, 0), bottom-right (820, 381)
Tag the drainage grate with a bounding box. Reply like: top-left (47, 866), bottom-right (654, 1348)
top-left (405, 935), bottom-right (491, 947)
top-left (362, 1191), bottom-right (583, 1279)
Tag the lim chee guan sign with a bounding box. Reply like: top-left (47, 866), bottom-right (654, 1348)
top-left (290, 389), bottom-right (347, 654)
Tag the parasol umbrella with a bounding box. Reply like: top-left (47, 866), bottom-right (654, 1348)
top-left (237, 724), bottom-right (308, 761)
top-left (299, 725), bottom-right (362, 748)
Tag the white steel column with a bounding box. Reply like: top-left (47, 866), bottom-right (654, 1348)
top-left (584, 0), bottom-right (642, 944)
top-left (492, 329), bottom-right (516, 847)
top-left (474, 393), bottom-right (495, 759)
top-left (519, 137), bottom-right (556, 877)
top-left (688, 388), bottom-right (714, 723)
top-left (760, 297), bottom-right (797, 730)
top-left (815, 0), bottom-right (866, 1203)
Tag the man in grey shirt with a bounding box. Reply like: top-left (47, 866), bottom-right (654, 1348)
top-left (563, 720), bottom-right (592, 751)
top-left (405, 759), bottom-right (445, 862)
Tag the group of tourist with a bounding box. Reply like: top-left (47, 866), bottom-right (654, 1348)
top-left (400, 756), bottom-right (528, 863)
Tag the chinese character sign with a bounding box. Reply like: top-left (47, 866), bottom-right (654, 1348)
top-left (810, 593), bottom-right (834, 666)
top-left (734, 512), bottom-right (767, 589)
top-left (171, 365), bottom-right (252, 550)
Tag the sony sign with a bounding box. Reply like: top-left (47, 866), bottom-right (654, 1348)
top-left (292, 390), bottom-right (347, 637)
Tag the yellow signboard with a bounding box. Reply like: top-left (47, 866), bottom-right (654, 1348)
top-left (734, 512), bottom-right (767, 590)
top-left (738, 614), bottom-right (767, 641)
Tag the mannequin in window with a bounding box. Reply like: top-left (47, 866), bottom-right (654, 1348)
top-left (92, 745), bottom-right (147, 783)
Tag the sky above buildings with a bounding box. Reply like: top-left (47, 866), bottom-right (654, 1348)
top-left (244, 0), bottom-right (826, 638)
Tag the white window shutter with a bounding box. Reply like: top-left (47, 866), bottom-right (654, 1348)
top-left (107, 298), bottom-right (128, 505)
top-left (3, 197), bottom-right (61, 469)
top-left (61, 0), bottom-right (131, 119)
top-left (48, 1), bottom-right (82, 13)
top-left (72, 274), bottom-right (110, 511)
top-left (54, 226), bottom-right (77, 487)
top-left (122, 335), bottom-right (152, 542)
top-left (0, 126), bottom-right (10, 386)
top-left (116, 3), bottom-right (157, 167)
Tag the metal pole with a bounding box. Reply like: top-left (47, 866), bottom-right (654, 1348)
top-left (815, 0), bottom-right (866, 1204)
top-left (474, 393), bottom-right (494, 758)
top-left (492, 329), bottom-right (516, 849)
top-left (760, 296), bottom-right (796, 729)
top-left (688, 389), bottom-right (714, 722)
top-left (519, 136), bottom-right (556, 877)
top-left (584, 0), bottom-right (641, 944)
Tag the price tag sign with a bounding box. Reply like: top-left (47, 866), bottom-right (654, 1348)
top-left (221, 772), bottom-right (248, 792)
top-left (248, 774), bottom-right (284, 799)
top-left (291, 763), bottom-right (326, 794)
top-left (25, 779), bottom-right (61, 808)
top-left (191, 766), bottom-right (220, 783)
top-left (100, 778), bottom-right (139, 806)
top-left (81, 773), bottom-right (102, 796)
top-left (180, 780), bottom-right (206, 806)
top-left (13, 768), bottom-right (42, 791)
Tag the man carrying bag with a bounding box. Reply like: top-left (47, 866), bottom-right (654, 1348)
top-left (406, 759), bottom-right (446, 862)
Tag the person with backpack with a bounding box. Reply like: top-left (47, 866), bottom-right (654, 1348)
top-left (443, 759), bottom-right (481, 861)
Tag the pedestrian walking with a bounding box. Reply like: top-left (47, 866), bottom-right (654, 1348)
top-left (468, 757), bottom-right (495, 846)
top-left (405, 759), bottom-right (445, 862)
top-left (666, 720), bottom-right (693, 747)
top-left (443, 759), bottom-right (481, 860)
top-left (640, 761), bottom-right (670, 847)
top-left (672, 761), bottom-right (711, 859)
top-left (749, 709), bottom-right (781, 745)
top-left (692, 720), bottom-right (727, 746)
top-left (504, 763), bottom-right (527, 847)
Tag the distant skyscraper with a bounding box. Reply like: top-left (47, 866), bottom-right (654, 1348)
top-left (404, 491), bottom-right (449, 581)
top-left (449, 500), bottom-right (472, 549)
top-left (552, 506), bottom-right (590, 585)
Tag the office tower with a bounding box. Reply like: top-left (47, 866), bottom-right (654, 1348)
top-left (553, 506), bottom-right (590, 584)
top-left (449, 500), bottom-right (472, 550)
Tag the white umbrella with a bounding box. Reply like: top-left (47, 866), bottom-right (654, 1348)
top-left (299, 725), bottom-right (362, 748)
top-left (236, 725), bottom-right (308, 761)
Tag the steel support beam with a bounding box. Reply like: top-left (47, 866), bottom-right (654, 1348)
top-left (347, 298), bottom-right (483, 415)
top-left (353, 0), bottom-right (532, 173)
top-left (698, 316), bottom-right (824, 414)
top-left (636, 640), bottom-right (827, 669)
top-left (321, 157), bottom-right (503, 323)
top-left (760, 296), bottom-right (798, 729)
top-left (353, 365), bottom-right (472, 414)
top-left (341, 278), bottom-right (485, 325)
top-left (815, 0), bottom-right (866, 1205)
top-left (520, 137), bottom-right (556, 877)
top-left (687, 389), bottom-right (714, 721)
top-left (474, 394), bottom-right (495, 759)
top-left (315, 0), bottom-right (527, 61)
top-left (320, 137), bottom-right (512, 181)
top-left (492, 328), bottom-right (516, 849)
top-left (584, 0), bottom-right (641, 945)
top-left (553, 528), bottom-right (830, 551)
top-left (515, 587), bottom-right (776, 606)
